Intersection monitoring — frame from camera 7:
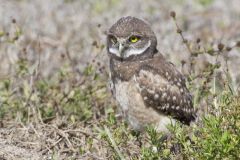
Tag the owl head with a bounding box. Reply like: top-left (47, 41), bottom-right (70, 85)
top-left (107, 16), bottom-right (158, 60)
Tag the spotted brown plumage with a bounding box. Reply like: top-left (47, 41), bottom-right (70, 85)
top-left (135, 56), bottom-right (195, 125)
top-left (110, 54), bottom-right (195, 125)
top-left (107, 16), bottom-right (196, 132)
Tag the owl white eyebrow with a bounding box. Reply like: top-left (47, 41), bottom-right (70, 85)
top-left (125, 40), bottom-right (151, 57)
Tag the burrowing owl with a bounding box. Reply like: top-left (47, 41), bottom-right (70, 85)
top-left (106, 16), bottom-right (195, 132)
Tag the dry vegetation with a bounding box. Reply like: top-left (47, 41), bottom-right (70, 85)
top-left (0, 0), bottom-right (240, 159)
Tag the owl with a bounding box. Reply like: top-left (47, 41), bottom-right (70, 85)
top-left (106, 16), bottom-right (195, 132)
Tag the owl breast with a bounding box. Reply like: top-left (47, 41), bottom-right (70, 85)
top-left (113, 77), bottom-right (172, 132)
top-left (114, 78), bottom-right (144, 130)
top-left (114, 80), bottom-right (130, 113)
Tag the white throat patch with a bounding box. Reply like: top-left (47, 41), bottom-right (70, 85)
top-left (109, 47), bottom-right (119, 56)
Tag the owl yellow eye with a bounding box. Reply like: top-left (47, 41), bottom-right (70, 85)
top-left (129, 36), bottom-right (140, 43)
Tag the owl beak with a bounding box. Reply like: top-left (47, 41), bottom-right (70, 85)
top-left (119, 43), bottom-right (125, 58)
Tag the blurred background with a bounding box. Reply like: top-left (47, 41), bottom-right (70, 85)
top-left (0, 0), bottom-right (240, 85)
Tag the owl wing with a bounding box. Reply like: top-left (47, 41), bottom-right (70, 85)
top-left (135, 56), bottom-right (195, 125)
